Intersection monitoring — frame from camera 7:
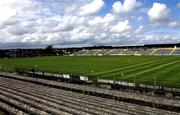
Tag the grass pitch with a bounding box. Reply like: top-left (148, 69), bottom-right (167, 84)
top-left (0, 56), bottom-right (180, 87)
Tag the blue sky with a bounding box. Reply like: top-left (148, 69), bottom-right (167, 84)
top-left (0, 0), bottom-right (179, 48)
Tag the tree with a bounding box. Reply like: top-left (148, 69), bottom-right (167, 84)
top-left (45, 45), bottom-right (53, 55)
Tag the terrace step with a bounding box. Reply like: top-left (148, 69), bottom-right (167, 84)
top-left (1, 72), bottom-right (179, 110)
top-left (0, 84), bottom-right (98, 115)
top-left (0, 88), bottom-right (71, 115)
top-left (0, 78), bottom-right (130, 115)
top-left (0, 94), bottom-right (49, 115)
top-left (0, 101), bottom-right (28, 115)
top-left (0, 76), bottom-right (179, 115)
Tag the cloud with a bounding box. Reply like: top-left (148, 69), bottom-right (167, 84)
top-left (148, 3), bottom-right (170, 23)
top-left (78, 0), bottom-right (105, 16)
top-left (0, 0), bottom-right (179, 49)
top-left (111, 20), bottom-right (131, 33)
top-left (0, 0), bottom-right (31, 22)
top-left (135, 25), bottom-right (144, 33)
top-left (137, 16), bottom-right (143, 21)
top-left (112, 0), bottom-right (141, 14)
top-left (168, 21), bottom-right (180, 28)
top-left (177, 2), bottom-right (180, 8)
top-left (88, 13), bottom-right (115, 26)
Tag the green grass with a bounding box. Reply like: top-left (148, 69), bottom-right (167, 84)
top-left (0, 56), bottom-right (180, 87)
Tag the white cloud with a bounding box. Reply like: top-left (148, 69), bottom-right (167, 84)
top-left (102, 13), bottom-right (115, 23)
top-left (177, 2), bottom-right (180, 8)
top-left (112, 0), bottom-right (141, 14)
top-left (148, 3), bottom-right (170, 22)
top-left (112, 1), bottom-right (122, 14)
top-left (168, 21), bottom-right (180, 28)
top-left (0, 0), bottom-right (179, 48)
top-left (111, 20), bottom-right (131, 33)
top-left (137, 16), bottom-right (143, 21)
top-left (135, 25), bottom-right (144, 33)
top-left (88, 17), bottom-right (102, 26)
top-left (79, 0), bottom-right (105, 16)
top-left (0, 0), bottom-right (29, 22)
top-left (88, 13), bottom-right (115, 26)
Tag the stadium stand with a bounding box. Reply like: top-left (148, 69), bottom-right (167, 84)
top-left (173, 48), bottom-right (180, 55)
top-left (107, 49), bottom-right (122, 55)
top-left (73, 48), bottom-right (177, 56)
top-left (138, 48), bottom-right (154, 55)
top-left (0, 77), bottom-right (178, 115)
top-left (0, 72), bottom-right (179, 114)
top-left (96, 49), bottom-right (109, 55)
top-left (73, 49), bottom-right (88, 56)
top-left (153, 48), bottom-right (173, 55)
top-left (1, 43), bottom-right (180, 58)
top-left (87, 49), bottom-right (101, 55)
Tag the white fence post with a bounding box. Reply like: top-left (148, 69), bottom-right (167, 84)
top-left (154, 76), bottom-right (156, 91)
top-left (134, 75), bottom-right (136, 88)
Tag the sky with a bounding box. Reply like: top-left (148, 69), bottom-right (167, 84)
top-left (0, 0), bottom-right (180, 49)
